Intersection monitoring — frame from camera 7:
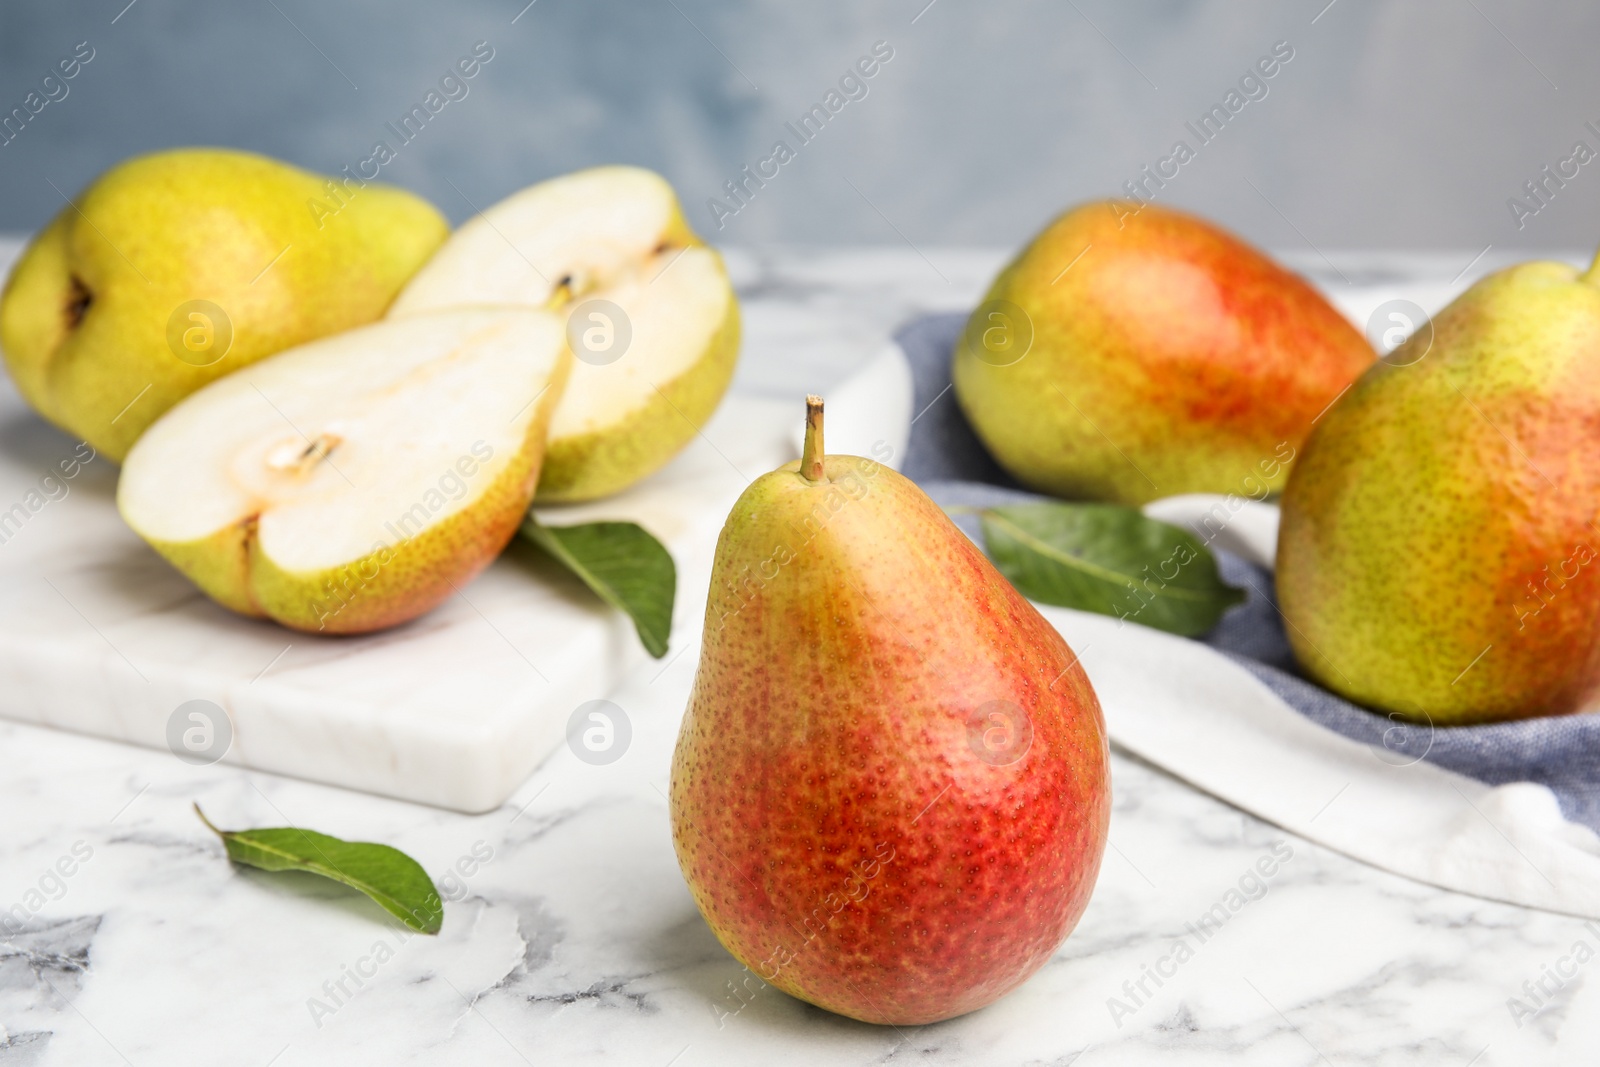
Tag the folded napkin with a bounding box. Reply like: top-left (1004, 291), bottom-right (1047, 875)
top-left (839, 311), bottom-right (1600, 917)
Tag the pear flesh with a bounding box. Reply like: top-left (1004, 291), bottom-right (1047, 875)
top-left (1278, 258), bottom-right (1600, 724)
top-left (389, 166), bottom-right (739, 502)
top-left (670, 400), bottom-right (1110, 1025)
top-left (0, 148), bottom-right (449, 461)
top-left (117, 309), bottom-right (570, 634)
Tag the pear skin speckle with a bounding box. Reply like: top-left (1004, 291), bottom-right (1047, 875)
top-left (1279, 259), bottom-right (1600, 724)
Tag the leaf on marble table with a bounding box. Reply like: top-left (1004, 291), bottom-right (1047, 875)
top-left (194, 805), bottom-right (442, 934)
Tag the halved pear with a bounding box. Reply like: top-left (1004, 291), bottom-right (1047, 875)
top-left (0, 147), bottom-right (449, 461)
top-left (117, 308), bottom-right (571, 634)
top-left (388, 166), bottom-right (740, 503)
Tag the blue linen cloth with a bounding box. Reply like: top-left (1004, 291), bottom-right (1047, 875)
top-left (896, 312), bottom-right (1600, 832)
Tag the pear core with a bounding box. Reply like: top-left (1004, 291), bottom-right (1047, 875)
top-left (118, 308), bottom-right (570, 632)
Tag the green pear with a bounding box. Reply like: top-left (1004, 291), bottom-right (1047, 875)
top-left (1, 147), bottom-right (448, 461)
top-left (389, 165), bottom-right (740, 503)
top-left (117, 308), bottom-right (570, 634)
top-left (670, 398), bottom-right (1109, 1025)
top-left (953, 202), bottom-right (1373, 505)
top-left (1278, 254), bottom-right (1600, 724)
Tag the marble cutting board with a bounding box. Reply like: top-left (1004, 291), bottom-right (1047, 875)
top-left (0, 381), bottom-right (796, 813)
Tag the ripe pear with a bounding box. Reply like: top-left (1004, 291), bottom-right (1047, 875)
top-left (1278, 257), bottom-right (1600, 725)
top-left (670, 398), bottom-right (1109, 1025)
top-left (389, 165), bottom-right (740, 503)
top-left (117, 308), bottom-right (570, 634)
top-left (1, 148), bottom-right (448, 461)
top-left (953, 202), bottom-right (1373, 505)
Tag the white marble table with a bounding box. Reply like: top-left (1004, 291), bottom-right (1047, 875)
top-left (4, 245), bottom-right (1599, 1066)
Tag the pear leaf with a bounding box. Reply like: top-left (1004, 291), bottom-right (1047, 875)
top-left (194, 805), bottom-right (443, 934)
top-left (521, 516), bottom-right (676, 658)
top-left (977, 502), bottom-right (1245, 637)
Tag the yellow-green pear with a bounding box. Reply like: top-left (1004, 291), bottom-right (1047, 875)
top-left (117, 309), bottom-right (570, 634)
top-left (1, 147), bottom-right (448, 460)
top-left (389, 165), bottom-right (740, 503)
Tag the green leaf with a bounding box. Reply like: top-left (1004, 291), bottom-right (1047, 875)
top-left (195, 805), bottom-right (443, 934)
top-left (521, 516), bottom-right (676, 658)
top-left (977, 502), bottom-right (1245, 637)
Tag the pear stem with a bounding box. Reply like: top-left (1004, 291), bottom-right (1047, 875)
top-left (801, 395), bottom-right (826, 483)
top-left (1585, 244), bottom-right (1600, 285)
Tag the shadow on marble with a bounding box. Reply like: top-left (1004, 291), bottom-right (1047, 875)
top-left (231, 866), bottom-right (415, 937)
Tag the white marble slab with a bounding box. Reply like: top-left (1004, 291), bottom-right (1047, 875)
top-left (6, 245), bottom-right (1599, 1065)
top-left (0, 235), bottom-right (796, 812)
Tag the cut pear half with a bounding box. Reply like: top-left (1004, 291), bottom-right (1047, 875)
top-left (389, 166), bottom-right (740, 503)
top-left (118, 308), bottom-right (571, 634)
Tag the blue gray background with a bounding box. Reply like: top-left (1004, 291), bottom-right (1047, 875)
top-left (2, 0), bottom-right (1598, 252)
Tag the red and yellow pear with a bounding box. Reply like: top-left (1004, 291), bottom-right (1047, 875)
top-left (670, 398), bottom-right (1110, 1025)
top-left (1279, 253), bottom-right (1600, 724)
top-left (952, 201), bottom-right (1373, 504)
